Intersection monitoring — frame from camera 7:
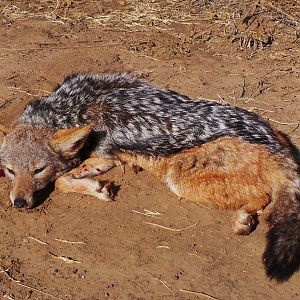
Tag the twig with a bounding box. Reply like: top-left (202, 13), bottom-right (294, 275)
top-left (118, 48), bottom-right (160, 61)
top-left (239, 75), bottom-right (246, 98)
top-left (28, 236), bottom-right (48, 245)
top-left (144, 221), bottom-right (197, 232)
top-left (215, 94), bottom-right (231, 105)
top-left (31, 88), bottom-right (51, 94)
top-left (156, 245), bottom-right (170, 249)
top-left (0, 267), bottom-right (9, 273)
top-left (0, 268), bottom-right (63, 300)
top-left (49, 252), bottom-right (83, 264)
top-left (180, 288), bottom-right (220, 300)
top-left (55, 238), bottom-right (86, 245)
top-left (153, 278), bottom-right (175, 295)
top-left (267, 118), bottom-right (299, 126)
top-left (8, 87), bottom-right (35, 97)
top-left (132, 209), bottom-right (162, 217)
top-left (288, 124), bottom-right (300, 134)
top-left (248, 107), bottom-right (275, 114)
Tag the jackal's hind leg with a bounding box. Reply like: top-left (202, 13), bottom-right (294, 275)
top-left (232, 208), bottom-right (257, 235)
top-left (69, 157), bottom-right (117, 179)
top-left (232, 193), bottom-right (270, 235)
top-left (55, 176), bottom-right (113, 201)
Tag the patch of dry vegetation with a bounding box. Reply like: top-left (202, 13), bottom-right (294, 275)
top-left (0, 0), bottom-right (201, 26)
top-left (1, 0), bottom-right (300, 56)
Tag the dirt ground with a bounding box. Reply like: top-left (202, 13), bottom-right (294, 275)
top-left (0, 1), bottom-right (299, 299)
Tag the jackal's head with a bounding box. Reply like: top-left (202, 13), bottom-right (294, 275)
top-left (0, 124), bottom-right (91, 209)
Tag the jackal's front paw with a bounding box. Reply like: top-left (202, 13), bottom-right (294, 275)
top-left (94, 181), bottom-right (114, 201)
top-left (233, 209), bottom-right (256, 235)
top-left (55, 176), bottom-right (114, 202)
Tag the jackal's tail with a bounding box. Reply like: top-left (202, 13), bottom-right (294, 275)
top-left (263, 181), bottom-right (300, 282)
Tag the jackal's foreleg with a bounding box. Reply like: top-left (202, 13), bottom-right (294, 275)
top-left (55, 176), bottom-right (113, 201)
top-left (68, 157), bottom-right (117, 179)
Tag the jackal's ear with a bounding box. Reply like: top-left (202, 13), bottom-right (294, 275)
top-left (50, 126), bottom-right (92, 158)
top-left (0, 124), bottom-right (8, 145)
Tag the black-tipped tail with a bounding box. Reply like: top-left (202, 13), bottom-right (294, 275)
top-left (263, 217), bottom-right (300, 282)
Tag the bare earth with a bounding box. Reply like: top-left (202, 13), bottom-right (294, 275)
top-left (0, 1), bottom-right (300, 299)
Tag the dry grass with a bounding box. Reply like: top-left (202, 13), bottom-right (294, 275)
top-left (0, 0), bottom-right (91, 23)
top-left (87, 0), bottom-right (201, 31)
top-left (1, 0), bottom-right (300, 54)
top-left (0, 0), bottom-right (201, 28)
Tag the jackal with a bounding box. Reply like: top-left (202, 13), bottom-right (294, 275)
top-left (0, 73), bottom-right (299, 282)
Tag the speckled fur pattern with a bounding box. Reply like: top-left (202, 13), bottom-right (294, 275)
top-left (0, 73), bottom-right (300, 282)
top-left (19, 73), bottom-right (283, 156)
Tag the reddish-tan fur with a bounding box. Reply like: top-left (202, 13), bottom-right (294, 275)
top-left (116, 136), bottom-right (293, 215)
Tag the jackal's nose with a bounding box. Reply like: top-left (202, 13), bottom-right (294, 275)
top-left (14, 198), bottom-right (27, 208)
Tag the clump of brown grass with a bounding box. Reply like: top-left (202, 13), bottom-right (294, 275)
top-left (88, 0), bottom-right (201, 31)
top-left (0, 0), bottom-right (201, 28)
top-left (0, 0), bottom-right (85, 23)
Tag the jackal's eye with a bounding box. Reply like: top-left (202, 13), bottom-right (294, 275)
top-left (6, 167), bottom-right (15, 175)
top-left (34, 166), bottom-right (46, 175)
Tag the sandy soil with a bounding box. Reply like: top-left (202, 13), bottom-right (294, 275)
top-left (0, 1), bottom-right (299, 299)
